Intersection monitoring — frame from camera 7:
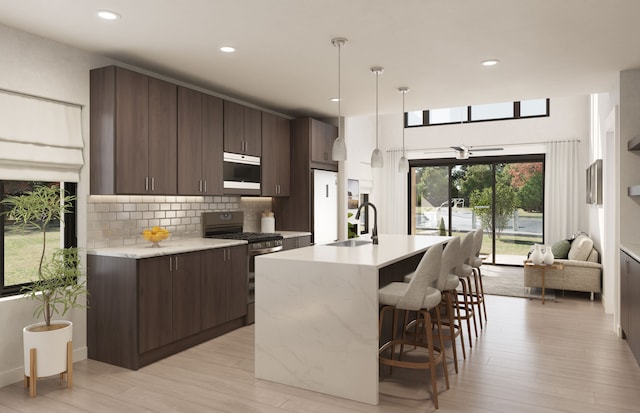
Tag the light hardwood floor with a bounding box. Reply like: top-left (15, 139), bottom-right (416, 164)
top-left (2, 292), bottom-right (640, 412)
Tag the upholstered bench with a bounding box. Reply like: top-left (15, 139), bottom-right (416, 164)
top-left (524, 233), bottom-right (602, 300)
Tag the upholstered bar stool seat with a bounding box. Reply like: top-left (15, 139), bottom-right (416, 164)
top-left (378, 245), bottom-right (449, 409)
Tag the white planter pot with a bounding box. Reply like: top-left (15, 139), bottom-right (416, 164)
top-left (23, 320), bottom-right (72, 378)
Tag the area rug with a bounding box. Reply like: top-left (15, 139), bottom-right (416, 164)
top-left (478, 265), bottom-right (556, 301)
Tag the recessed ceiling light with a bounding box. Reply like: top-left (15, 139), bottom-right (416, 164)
top-left (482, 59), bottom-right (500, 66)
top-left (220, 46), bottom-right (236, 53)
top-left (330, 97), bottom-right (340, 102)
top-left (97, 10), bottom-right (120, 20)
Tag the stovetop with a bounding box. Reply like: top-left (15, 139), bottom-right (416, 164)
top-left (209, 231), bottom-right (283, 243)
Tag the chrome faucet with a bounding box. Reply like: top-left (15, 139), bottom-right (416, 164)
top-left (355, 202), bottom-right (378, 245)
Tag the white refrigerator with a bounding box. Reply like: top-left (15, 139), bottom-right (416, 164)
top-left (312, 169), bottom-right (338, 244)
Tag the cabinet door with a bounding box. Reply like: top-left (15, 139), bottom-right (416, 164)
top-left (201, 246), bottom-right (248, 328)
top-left (262, 113), bottom-right (290, 197)
top-left (201, 248), bottom-right (227, 329)
top-left (172, 252), bottom-right (203, 341)
top-left (276, 115), bottom-right (291, 195)
top-left (177, 87), bottom-right (204, 195)
top-left (148, 77), bottom-right (177, 194)
top-left (202, 94), bottom-right (224, 195)
top-left (115, 67), bottom-right (149, 194)
top-left (224, 101), bottom-right (262, 156)
top-left (621, 252), bottom-right (630, 338)
top-left (629, 254), bottom-right (640, 361)
top-left (227, 245), bottom-right (249, 321)
top-left (310, 119), bottom-right (338, 169)
top-left (138, 256), bottom-right (173, 353)
top-left (243, 106), bottom-right (262, 156)
top-left (223, 100), bottom-right (245, 154)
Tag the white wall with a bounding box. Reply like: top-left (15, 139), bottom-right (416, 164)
top-left (0, 23), bottom-right (104, 387)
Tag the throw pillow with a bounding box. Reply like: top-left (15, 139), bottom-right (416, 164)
top-left (551, 239), bottom-right (571, 259)
top-left (568, 234), bottom-right (593, 261)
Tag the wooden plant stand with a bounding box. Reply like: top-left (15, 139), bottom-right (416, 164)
top-left (23, 341), bottom-right (73, 397)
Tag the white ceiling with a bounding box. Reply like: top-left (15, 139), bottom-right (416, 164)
top-left (1, 0), bottom-right (639, 119)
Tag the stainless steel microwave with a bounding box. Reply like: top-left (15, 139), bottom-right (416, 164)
top-left (223, 152), bottom-right (261, 194)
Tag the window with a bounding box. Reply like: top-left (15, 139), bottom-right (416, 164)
top-left (406, 98), bottom-right (550, 127)
top-left (409, 155), bottom-right (544, 266)
top-left (1, 181), bottom-right (77, 297)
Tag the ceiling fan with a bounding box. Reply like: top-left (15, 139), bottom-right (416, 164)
top-left (450, 145), bottom-right (503, 159)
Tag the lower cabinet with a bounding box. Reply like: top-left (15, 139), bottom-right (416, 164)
top-left (202, 246), bottom-right (248, 329)
top-left (282, 235), bottom-right (311, 250)
top-left (621, 250), bottom-right (640, 364)
top-left (88, 245), bottom-right (247, 370)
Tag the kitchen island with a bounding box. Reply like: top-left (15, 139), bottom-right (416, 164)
top-left (254, 234), bottom-right (451, 405)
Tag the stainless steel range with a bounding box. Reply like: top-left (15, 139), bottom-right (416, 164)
top-left (202, 211), bottom-right (283, 324)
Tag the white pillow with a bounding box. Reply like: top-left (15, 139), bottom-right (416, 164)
top-left (568, 235), bottom-right (593, 261)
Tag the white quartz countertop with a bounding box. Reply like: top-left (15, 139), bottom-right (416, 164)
top-left (621, 244), bottom-right (640, 262)
top-left (87, 238), bottom-right (247, 259)
top-left (277, 231), bottom-right (312, 239)
top-left (259, 234), bottom-right (452, 268)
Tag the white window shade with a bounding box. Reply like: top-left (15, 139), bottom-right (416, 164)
top-left (0, 89), bottom-right (84, 182)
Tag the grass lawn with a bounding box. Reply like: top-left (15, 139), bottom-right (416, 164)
top-left (4, 230), bottom-right (60, 286)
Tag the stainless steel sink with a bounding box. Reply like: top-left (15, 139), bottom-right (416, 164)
top-left (326, 239), bottom-right (372, 247)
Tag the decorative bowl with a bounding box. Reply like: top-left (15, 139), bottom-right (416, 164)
top-left (142, 226), bottom-right (170, 247)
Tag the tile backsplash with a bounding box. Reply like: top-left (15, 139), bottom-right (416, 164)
top-left (87, 195), bottom-right (273, 248)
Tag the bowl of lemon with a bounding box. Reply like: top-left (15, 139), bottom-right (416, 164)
top-left (142, 226), bottom-right (170, 247)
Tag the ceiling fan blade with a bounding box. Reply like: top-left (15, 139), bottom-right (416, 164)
top-left (469, 147), bottom-right (503, 152)
top-left (450, 146), bottom-right (466, 152)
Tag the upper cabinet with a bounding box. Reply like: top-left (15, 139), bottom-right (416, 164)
top-left (177, 87), bottom-right (224, 195)
top-left (628, 136), bottom-right (640, 197)
top-left (224, 100), bottom-right (262, 156)
top-left (309, 118), bottom-right (338, 170)
top-left (261, 113), bottom-right (290, 197)
top-left (90, 66), bottom-right (177, 194)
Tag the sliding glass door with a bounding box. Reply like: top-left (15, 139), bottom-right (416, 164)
top-left (409, 155), bottom-right (544, 265)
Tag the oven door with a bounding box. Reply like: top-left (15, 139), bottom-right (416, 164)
top-left (223, 152), bottom-right (261, 195)
top-left (247, 244), bottom-right (283, 325)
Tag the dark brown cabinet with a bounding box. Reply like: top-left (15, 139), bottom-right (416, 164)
top-left (138, 256), bottom-right (173, 353)
top-left (621, 250), bottom-right (640, 363)
top-left (90, 66), bottom-right (177, 194)
top-left (310, 118), bottom-right (338, 170)
top-left (177, 87), bottom-right (224, 195)
top-left (282, 235), bottom-right (311, 250)
top-left (261, 113), bottom-right (290, 196)
top-left (87, 246), bottom-right (246, 370)
top-left (272, 118), bottom-right (337, 238)
top-left (202, 245), bottom-right (248, 329)
top-left (224, 100), bottom-right (261, 156)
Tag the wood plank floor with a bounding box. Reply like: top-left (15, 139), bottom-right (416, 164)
top-left (2, 292), bottom-right (640, 412)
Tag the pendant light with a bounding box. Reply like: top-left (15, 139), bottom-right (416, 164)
top-left (397, 87), bottom-right (410, 173)
top-left (370, 67), bottom-right (384, 168)
top-left (331, 38), bottom-right (347, 161)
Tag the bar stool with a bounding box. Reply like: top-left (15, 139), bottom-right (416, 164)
top-left (404, 238), bottom-right (465, 372)
top-left (378, 245), bottom-right (449, 409)
top-left (457, 231), bottom-right (478, 345)
top-left (470, 228), bottom-right (487, 325)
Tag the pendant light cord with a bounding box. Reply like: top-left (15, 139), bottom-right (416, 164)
top-left (375, 70), bottom-right (379, 149)
top-left (337, 42), bottom-right (341, 138)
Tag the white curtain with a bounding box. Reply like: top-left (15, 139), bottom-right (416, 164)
top-left (0, 89), bottom-right (84, 182)
top-left (385, 149), bottom-right (408, 234)
top-left (545, 140), bottom-right (580, 242)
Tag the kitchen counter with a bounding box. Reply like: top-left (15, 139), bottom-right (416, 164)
top-left (87, 238), bottom-right (246, 259)
top-left (621, 244), bottom-right (640, 262)
top-left (277, 231), bottom-right (312, 239)
top-left (254, 234), bottom-right (452, 405)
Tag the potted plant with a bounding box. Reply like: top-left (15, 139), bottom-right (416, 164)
top-left (1, 184), bottom-right (86, 397)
